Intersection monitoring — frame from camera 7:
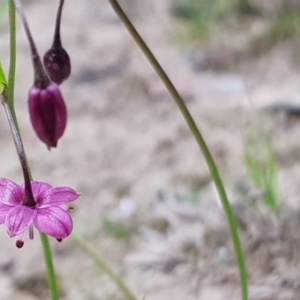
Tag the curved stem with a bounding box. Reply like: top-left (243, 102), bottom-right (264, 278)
top-left (108, 1), bottom-right (248, 299)
top-left (13, 0), bottom-right (37, 58)
top-left (73, 235), bottom-right (137, 300)
top-left (2, 98), bottom-right (35, 206)
top-left (53, 0), bottom-right (64, 48)
top-left (13, 0), bottom-right (49, 87)
top-left (8, 1), bottom-right (60, 299)
top-left (7, 2), bottom-right (34, 206)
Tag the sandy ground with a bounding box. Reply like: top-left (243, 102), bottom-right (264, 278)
top-left (1, 0), bottom-right (300, 299)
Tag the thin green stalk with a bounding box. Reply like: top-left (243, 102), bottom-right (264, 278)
top-left (73, 236), bottom-right (138, 300)
top-left (7, 2), bottom-right (60, 299)
top-left (7, 0), bottom-right (16, 109)
top-left (0, 0), bottom-right (9, 21)
top-left (108, 1), bottom-right (248, 299)
top-left (40, 233), bottom-right (60, 300)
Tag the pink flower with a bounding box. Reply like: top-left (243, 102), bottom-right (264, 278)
top-left (0, 178), bottom-right (78, 248)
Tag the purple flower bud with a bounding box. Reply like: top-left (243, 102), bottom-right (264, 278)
top-left (29, 83), bottom-right (67, 149)
top-left (43, 47), bottom-right (71, 85)
top-left (43, 0), bottom-right (71, 85)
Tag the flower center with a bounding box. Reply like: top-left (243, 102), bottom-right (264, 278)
top-left (23, 182), bottom-right (36, 207)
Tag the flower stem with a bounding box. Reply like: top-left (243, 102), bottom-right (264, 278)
top-left (13, 0), bottom-right (49, 87)
top-left (7, 1), bottom-right (60, 299)
top-left (40, 233), bottom-right (60, 300)
top-left (7, 0), bottom-right (34, 206)
top-left (73, 235), bottom-right (138, 300)
top-left (108, 1), bottom-right (249, 299)
top-left (1, 97), bottom-right (35, 207)
top-left (52, 0), bottom-right (64, 49)
top-left (8, 0), bottom-right (16, 111)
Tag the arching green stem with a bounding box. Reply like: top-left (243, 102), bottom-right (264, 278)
top-left (74, 235), bottom-right (138, 300)
top-left (108, 1), bottom-right (248, 299)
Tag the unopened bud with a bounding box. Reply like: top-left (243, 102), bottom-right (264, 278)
top-left (43, 0), bottom-right (70, 84)
top-left (14, 0), bottom-right (68, 148)
top-left (29, 83), bottom-right (67, 149)
top-left (43, 47), bottom-right (71, 85)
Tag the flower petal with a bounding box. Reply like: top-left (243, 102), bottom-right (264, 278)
top-left (30, 181), bottom-right (52, 196)
top-left (0, 204), bottom-right (12, 224)
top-left (0, 178), bottom-right (24, 206)
top-left (5, 206), bottom-right (36, 237)
top-left (36, 187), bottom-right (78, 207)
top-left (34, 206), bottom-right (72, 239)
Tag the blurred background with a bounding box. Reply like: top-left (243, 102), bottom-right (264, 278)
top-left (1, 0), bottom-right (300, 299)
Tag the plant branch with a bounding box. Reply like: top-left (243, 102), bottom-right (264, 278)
top-left (8, 1), bottom-right (60, 299)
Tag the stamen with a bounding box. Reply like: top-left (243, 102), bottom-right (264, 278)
top-left (29, 225), bottom-right (34, 240)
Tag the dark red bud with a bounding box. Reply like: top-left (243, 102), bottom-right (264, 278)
top-left (29, 83), bottom-right (67, 149)
top-left (43, 0), bottom-right (70, 85)
top-left (43, 46), bottom-right (71, 85)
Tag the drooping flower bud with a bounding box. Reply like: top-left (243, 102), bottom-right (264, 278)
top-left (29, 83), bottom-right (67, 149)
top-left (14, 0), bottom-right (68, 149)
top-left (43, 46), bottom-right (71, 85)
top-left (43, 0), bottom-right (71, 84)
